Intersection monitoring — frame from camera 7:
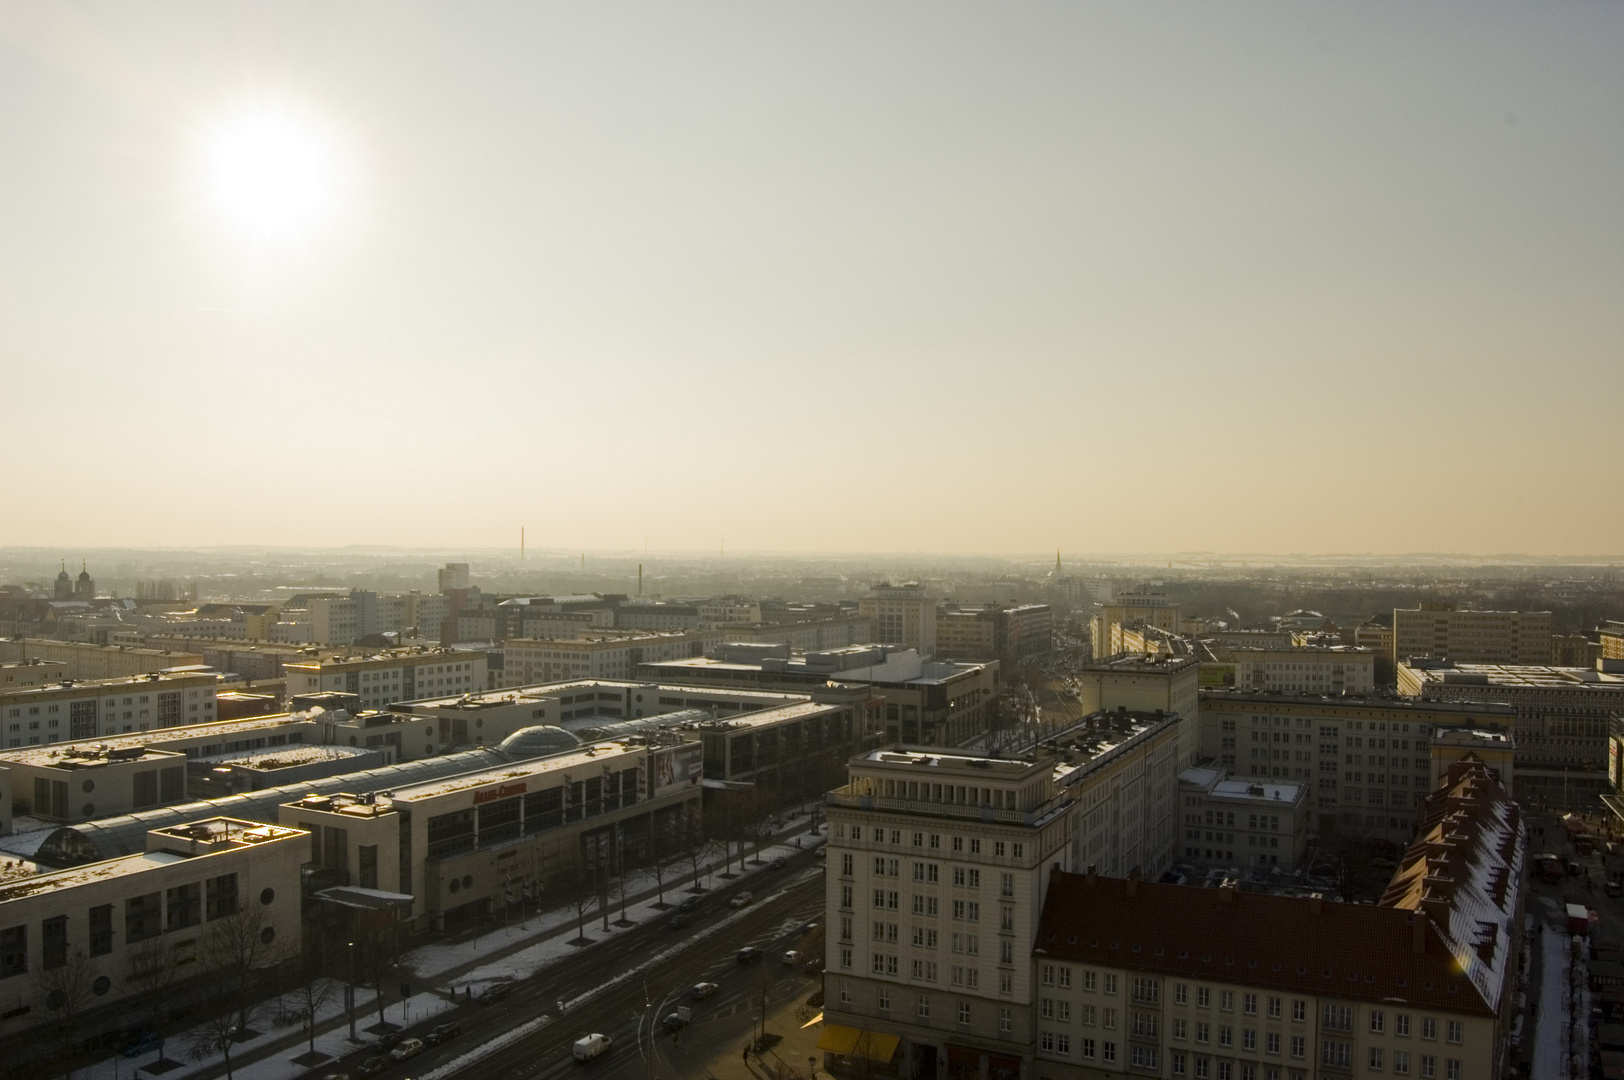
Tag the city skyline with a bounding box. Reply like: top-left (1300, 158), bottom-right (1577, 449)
top-left (3, 3), bottom-right (1620, 555)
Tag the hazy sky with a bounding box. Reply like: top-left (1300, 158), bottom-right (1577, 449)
top-left (2, 3), bottom-right (1620, 556)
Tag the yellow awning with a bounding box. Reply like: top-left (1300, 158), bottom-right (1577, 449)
top-left (815, 1025), bottom-right (899, 1062)
top-left (802, 1012), bottom-right (825, 1029)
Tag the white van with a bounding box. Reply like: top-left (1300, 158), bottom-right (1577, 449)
top-left (573, 1034), bottom-right (613, 1062)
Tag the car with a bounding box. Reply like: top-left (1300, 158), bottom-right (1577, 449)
top-left (729, 891), bottom-right (754, 909)
top-left (122, 1032), bottom-right (162, 1058)
top-left (737, 946), bottom-right (763, 963)
top-left (783, 950), bottom-right (802, 965)
top-left (804, 957), bottom-right (825, 976)
top-left (669, 912), bottom-right (694, 930)
top-left (482, 980), bottom-right (513, 1004)
top-left (389, 1039), bottom-right (425, 1063)
top-left (1608, 880), bottom-right (1624, 898)
top-left (425, 1022), bottom-right (461, 1046)
top-left (678, 895), bottom-right (705, 912)
top-left (572, 1034), bottom-right (613, 1062)
top-left (356, 1057), bottom-right (389, 1078)
top-left (769, 856), bottom-right (788, 870)
top-left (322, 1074), bottom-right (350, 1080)
top-left (800, 922), bottom-right (818, 935)
top-left (690, 981), bottom-right (720, 1000)
top-left (813, 847), bottom-right (826, 859)
top-left (662, 1007), bottom-right (692, 1032)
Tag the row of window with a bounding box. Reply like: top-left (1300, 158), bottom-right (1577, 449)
top-left (833, 826), bottom-right (1025, 861)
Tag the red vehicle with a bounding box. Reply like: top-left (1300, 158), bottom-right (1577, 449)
top-left (1537, 854), bottom-right (1565, 885)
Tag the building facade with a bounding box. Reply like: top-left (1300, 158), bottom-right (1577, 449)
top-left (283, 649), bottom-right (488, 711)
top-left (0, 671), bottom-right (219, 747)
top-left (1391, 604), bottom-right (1552, 666)
top-left (861, 584), bottom-right (938, 658)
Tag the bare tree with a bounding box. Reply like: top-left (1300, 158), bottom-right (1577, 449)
top-left (202, 904), bottom-right (287, 1033)
top-left (682, 830), bottom-right (719, 892)
top-left (648, 820), bottom-right (676, 907)
top-left (124, 939), bottom-right (179, 1066)
top-left (288, 970), bottom-right (342, 1056)
top-left (38, 951), bottom-right (97, 1080)
top-left (187, 1001), bottom-right (264, 1080)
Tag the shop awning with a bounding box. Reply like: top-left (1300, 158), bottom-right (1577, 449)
top-left (816, 1025), bottom-right (899, 1061)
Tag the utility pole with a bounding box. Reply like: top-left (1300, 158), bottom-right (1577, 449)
top-left (346, 941), bottom-right (357, 1041)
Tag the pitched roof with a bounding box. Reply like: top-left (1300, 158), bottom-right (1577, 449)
top-left (1034, 872), bottom-right (1496, 1017)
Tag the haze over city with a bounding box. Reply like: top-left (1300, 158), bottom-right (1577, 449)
top-left (3, 3), bottom-right (1622, 554)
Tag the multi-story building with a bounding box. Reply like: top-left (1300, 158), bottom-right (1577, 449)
top-left (0, 671), bottom-right (219, 746)
top-left (282, 648), bottom-right (488, 710)
top-left (0, 660), bottom-right (69, 690)
top-left (305, 591), bottom-right (450, 645)
top-left (705, 615), bottom-right (872, 652)
top-left (1429, 728), bottom-right (1514, 795)
top-left (1398, 658), bottom-right (1624, 806)
top-left (1551, 631), bottom-right (1602, 668)
top-left (0, 816), bottom-right (306, 1038)
top-left (498, 631), bottom-right (722, 686)
top-left (1598, 622), bottom-right (1624, 662)
top-left (1197, 691), bottom-right (1518, 842)
top-left (613, 603), bottom-right (701, 631)
top-left (1088, 592), bottom-right (1180, 660)
top-left (820, 714), bottom-right (1185, 1080)
top-left (861, 583), bottom-right (938, 657)
top-left (1074, 655), bottom-right (1201, 770)
top-left (1392, 604), bottom-right (1552, 666)
top-left (936, 606), bottom-right (1054, 662)
top-left (0, 639), bottom-right (206, 681)
top-left (1024, 759), bottom-right (1522, 1080)
top-left (698, 599), bottom-right (762, 626)
top-left (1175, 767), bottom-right (1311, 872)
top-left (1224, 646), bottom-right (1375, 695)
top-left (821, 748), bottom-right (1078, 1080)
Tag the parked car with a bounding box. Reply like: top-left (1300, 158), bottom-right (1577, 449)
top-left (783, 950), bottom-right (802, 965)
top-left (813, 847), bottom-right (826, 859)
top-left (690, 981), bottom-right (720, 999)
top-left (356, 1057), bottom-right (389, 1078)
top-left (769, 856), bottom-right (788, 870)
top-left (572, 1034), bottom-right (613, 1062)
top-left (425, 1022), bottom-right (461, 1046)
top-left (730, 891), bottom-right (753, 909)
top-left (669, 912), bottom-right (694, 930)
top-left (482, 980), bottom-right (513, 1004)
top-left (737, 946), bottom-right (763, 963)
top-left (800, 922), bottom-right (818, 935)
top-left (389, 1039), bottom-right (424, 1063)
top-left (122, 1032), bottom-right (161, 1058)
top-left (804, 957), bottom-right (825, 976)
top-left (678, 895), bottom-right (705, 912)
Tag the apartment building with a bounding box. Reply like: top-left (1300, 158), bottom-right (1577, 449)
top-left (821, 748), bottom-right (1078, 1080)
top-left (1088, 592), bottom-right (1181, 661)
top-left (1599, 623), bottom-right (1624, 662)
top-left (0, 671), bottom-right (219, 747)
top-left (306, 591), bottom-right (450, 646)
top-left (1027, 761), bottom-right (1521, 1080)
top-left (1175, 767), bottom-right (1311, 872)
top-left (1398, 659), bottom-right (1624, 805)
top-left (1392, 604), bottom-right (1552, 666)
top-left (498, 631), bottom-right (722, 687)
top-left (936, 605), bottom-right (1054, 662)
top-left (1219, 646), bottom-right (1375, 695)
top-left (283, 649), bottom-right (487, 710)
top-left (0, 816), bottom-right (306, 1037)
top-left (0, 660), bottom-right (68, 690)
top-left (0, 640), bottom-right (205, 681)
top-left (1074, 655), bottom-right (1201, 770)
top-left (1197, 691), bottom-right (1517, 843)
top-left (861, 583), bottom-right (938, 657)
top-left (718, 615), bottom-right (873, 652)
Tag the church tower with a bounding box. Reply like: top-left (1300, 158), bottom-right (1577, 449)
top-left (74, 562), bottom-right (94, 601)
top-left (54, 561), bottom-right (72, 600)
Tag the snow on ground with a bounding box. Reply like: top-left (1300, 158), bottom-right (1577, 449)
top-left (409, 837), bottom-right (817, 986)
top-left (416, 1015), bottom-right (554, 1080)
top-left (1533, 929), bottom-right (1571, 1080)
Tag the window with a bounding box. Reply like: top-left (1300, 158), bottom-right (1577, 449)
top-left (842, 854), bottom-right (854, 875)
top-left (1175, 982), bottom-right (1188, 1005)
top-left (1265, 1033), bottom-right (1279, 1055)
top-left (1196, 1022), bottom-right (1209, 1044)
top-left (1394, 1051), bottom-right (1410, 1075)
top-left (1421, 1018), bottom-right (1437, 1040)
top-left (999, 1008), bottom-right (1011, 1033)
top-left (840, 886), bottom-right (853, 909)
top-left (1194, 1058), bottom-right (1208, 1079)
top-left (1131, 1047), bottom-right (1158, 1070)
top-left (1197, 987), bottom-right (1210, 1008)
top-left (840, 981), bottom-right (852, 1005)
top-left (1242, 1029), bottom-right (1255, 1051)
top-left (126, 892), bottom-right (162, 942)
top-left (41, 916), bottom-right (67, 970)
top-left (1081, 1005), bottom-right (1095, 1026)
top-left (1102, 1008), bottom-right (1116, 1029)
top-left (1321, 1042), bottom-right (1351, 1068)
top-left (958, 1002), bottom-right (971, 1025)
top-left (1219, 1025), bottom-right (1232, 1048)
top-left (1371, 1009), bottom-right (1385, 1034)
top-left (1292, 1000), bottom-right (1306, 1023)
top-left (1104, 973), bottom-right (1117, 995)
top-left (917, 995), bottom-right (930, 1019)
top-left (1219, 990), bottom-right (1233, 1012)
top-left (88, 905), bottom-right (113, 956)
top-left (1445, 1021), bottom-right (1461, 1044)
top-left (1290, 1035), bottom-right (1304, 1058)
top-left (1101, 1042), bottom-right (1116, 1064)
top-left (1057, 966), bottom-right (1071, 988)
top-left (1081, 1038), bottom-right (1095, 1061)
top-left (0, 926), bottom-right (25, 978)
top-left (1395, 1013), bottom-right (1410, 1037)
top-left (1173, 1019), bottom-right (1186, 1040)
top-left (1323, 1004), bottom-right (1352, 1032)
top-left (1266, 996), bottom-right (1280, 1019)
top-left (1243, 993), bottom-right (1256, 1015)
top-left (1000, 872), bottom-right (1014, 897)
top-left (1369, 1048), bottom-right (1384, 1070)
top-left (1419, 1056), bottom-right (1436, 1079)
top-left (1444, 1061), bottom-right (1460, 1080)
top-left (1133, 976), bottom-right (1159, 1004)
top-left (840, 948), bottom-right (852, 969)
top-left (1172, 1052), bottom-right (1186, 1076)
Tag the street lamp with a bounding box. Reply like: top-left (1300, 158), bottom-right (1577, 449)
top-left (346, 941), bottom-right (357, 1041)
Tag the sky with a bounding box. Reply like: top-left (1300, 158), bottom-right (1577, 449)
top-left (1, 3), bottom-right (1620, 557)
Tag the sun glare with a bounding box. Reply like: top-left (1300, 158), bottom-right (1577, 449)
top-left (203, 107), bottom-right (338, 238)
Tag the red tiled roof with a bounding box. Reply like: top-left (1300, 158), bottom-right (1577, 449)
top-left (1034, 871), bottom-right (1495, 1018)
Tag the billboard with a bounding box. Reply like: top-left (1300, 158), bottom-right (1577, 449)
top-left (652, 744), bottom-right (703, 793)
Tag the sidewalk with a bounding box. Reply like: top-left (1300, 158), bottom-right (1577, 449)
top-left (79, 821), bottom-right (824, 1080)
top-left (675, 981), bottom-right (829, 1080)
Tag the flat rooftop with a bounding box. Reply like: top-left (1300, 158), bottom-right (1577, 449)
top-left (391, 741), bottom-right (642, 801)
top-left (1413, 663), bottom-right (1624, 688)
top-left (400, 679), bottom-right (810, 711)
top-left (854, 747), bottom-right (1044, 778)
top-left (1200, 690), bottom-right (1518, 713)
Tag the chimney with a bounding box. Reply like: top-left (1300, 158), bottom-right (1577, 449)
top-left (1126, 877), bottom-right (1137, 898)
top-left (1308, 893), bottom-right (1322, 915)
top-left (1420, 887), bottom-right (1452, 927)
top-left (1411, 909), bottom-right (1426, 954)
top-left (1218, 882), bottom-right (1236, 904)
top-left (1086, 863), bottom-right (1097, 886)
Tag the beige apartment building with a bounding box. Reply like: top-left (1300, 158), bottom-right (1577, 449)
top-left (1391, 604), bottom-right (1552, 666)
top-left (283, 648), bottom-right (487, 710)
top-left (861, 583), bottom-right (938, 657)
top-left (1198, 691), bottom-right (1517, 842)
top-left (1027, 761), bottom-right (1521, 1080)
top-left (0, 660), bottom-right (69, 690)
top-left (498, 631), bottom-right (723, 686)
top-left (1088, 592), bottom-right (1181, 660)
top-left (0, 639), bottom-right (206, 681)
top-left (1175, 767), bottom-right (1311, 873)
top-left (1074, 655), bottom-right (1201, 770)
top-left (1601, 623), bottom-right (1624, 661)
top-left (1224, 646), bottom-right (1375, 695)
top-left (0, 816), bottom-right (307, 1037)
top-left (0, 671), bottom-right (219, 747)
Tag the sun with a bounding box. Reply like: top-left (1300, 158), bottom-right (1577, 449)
top-left (202, 106), bottom-right (338, 238)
